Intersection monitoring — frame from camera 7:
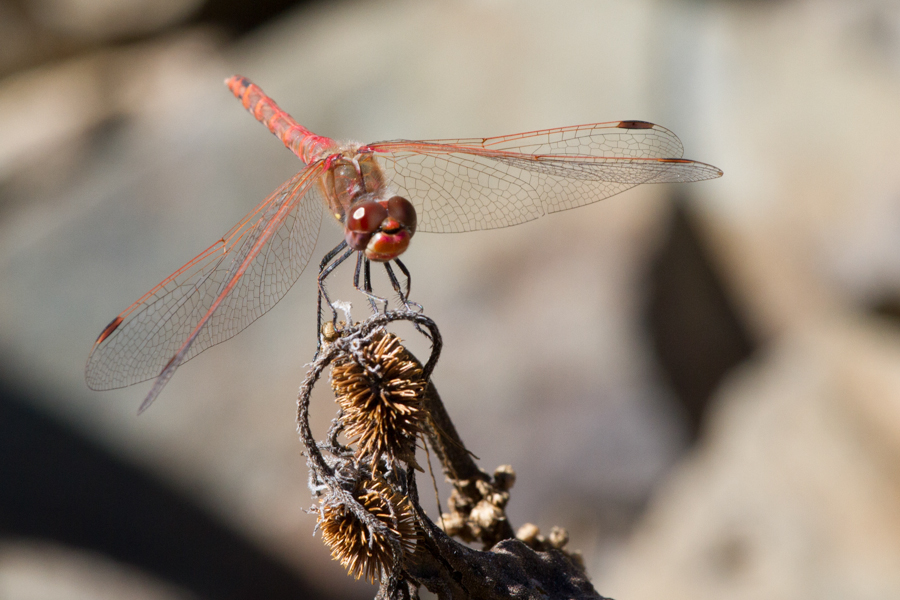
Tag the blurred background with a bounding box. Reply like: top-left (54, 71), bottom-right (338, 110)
top-left (2, 0), bottom-right (900, 598)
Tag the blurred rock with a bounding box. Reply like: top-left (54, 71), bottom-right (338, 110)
top-left (671, 0), bottom-right (900, 336)
top-left (11, 0), bottom-right (900, 598)
top-left (0, 541), bottom-right (196, 600)
top-left (603, 315), bottom-right (900, 600)
top-left (0, 2), bottom-right (41, 76)
top-left (23, 0), bottom-right (204, 40)
top-left (647, 201), bottom-right (757, 439)
top-left (0, 30), bottom-right (224, 181)
top-left (599, 1), bottom-right (900, 597)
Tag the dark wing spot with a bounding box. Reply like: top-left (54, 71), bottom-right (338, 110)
top-left (617, 120), bottom-right (655, 129)
top-left (95, 316), bottom-right (124, 345)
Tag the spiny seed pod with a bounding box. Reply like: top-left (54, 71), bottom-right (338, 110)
top-left (319, 477), bottom-right (418, 583)
top-left (331, 332), bottom-right (425, 464)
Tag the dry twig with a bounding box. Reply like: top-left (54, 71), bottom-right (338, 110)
top-left (297, 310), bottom-right (605, 600)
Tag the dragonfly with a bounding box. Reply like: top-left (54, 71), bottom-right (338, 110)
top-left (85, 75), bottom-right (723, 412)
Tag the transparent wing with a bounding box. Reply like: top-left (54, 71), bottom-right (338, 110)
top-left (85, 164), bottom-right (325, 393)
top-left (369, 121), bottom-right (721, 233)
top-left (421, 120), bottom-right (686, 158)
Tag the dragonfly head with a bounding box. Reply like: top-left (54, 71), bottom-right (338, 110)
top-left (345, 195), bottom-right (417, 262)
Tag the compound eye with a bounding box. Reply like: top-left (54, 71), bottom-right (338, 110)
top-left (347, 201), bottom-right (388, 234)
top-left (387, 196), bottom-right (417, 235)
top-left (345, 201), bottom-right (389, 250)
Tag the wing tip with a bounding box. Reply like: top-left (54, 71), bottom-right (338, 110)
top-left (137, 354), bottom-right (180, 414)
top-left (661, 158), bottom-right (723, 181)
top-left (226, 75), bottom-right (252, 100)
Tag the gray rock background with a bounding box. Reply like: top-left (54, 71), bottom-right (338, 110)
top-left (1, 1), bottom-right (899, 599)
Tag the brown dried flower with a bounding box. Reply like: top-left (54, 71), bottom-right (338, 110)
top-left (319, 477), bottom-right (418, 583)
top-left (331, 332), bottom-right (426, 465)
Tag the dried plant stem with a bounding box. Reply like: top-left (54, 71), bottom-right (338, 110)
top-left (297, 310), bottom-right (604, 600)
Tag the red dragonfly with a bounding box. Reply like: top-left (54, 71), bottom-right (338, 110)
top-left (86, 75), bottom-right (722, 411)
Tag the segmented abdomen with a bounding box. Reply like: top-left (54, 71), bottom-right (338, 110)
top-left (226, 76), bottom-right (335, 164)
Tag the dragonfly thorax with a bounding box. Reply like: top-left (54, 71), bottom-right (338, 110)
top-left (320, 150), bottom-right (417, 262)
top-left (321, 151), bottom-right (386, 218)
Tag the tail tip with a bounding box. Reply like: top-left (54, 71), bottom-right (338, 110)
top-left (225, 75), bottom-right (249, 96)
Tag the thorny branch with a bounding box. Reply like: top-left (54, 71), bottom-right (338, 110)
top-left (297, 310), bottom-right (606, 600)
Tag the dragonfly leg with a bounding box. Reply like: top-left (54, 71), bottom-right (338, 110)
top-left (393, 258), bottom-right (412, 298)
top-left (348, 256), bottom-right (389, 314)
top-left (393, 259), bottom-right (423, 312)
top-left (354, 254), bottom-right (380, 313)
top-left (318, 246), bottom-right (354, 321)
top-left (364, 257), bottom-right (372, 293)
top-left (383, 261), bottom-right (405, 304)
top-left (317, 242), bottom-right (354, 354)
top-left (319, 239), bottom-right (349, 269)
top-left (353, 251), bottom-right (363, 288)
top-left (386, 259), bottom-right (428, 339)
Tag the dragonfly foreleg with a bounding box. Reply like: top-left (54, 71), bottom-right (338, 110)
top-left (319, 240), bottom-right (348, 270)
top-left (354, 254), bottom-right (381, 313)
top-left (317, 241), bottom-right (353, 355)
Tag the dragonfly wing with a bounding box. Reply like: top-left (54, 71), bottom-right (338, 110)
top-left (370, 122), bottom-right (720, 234)
top-left (85, 165), bottom-right (325, 397)
top-left (375, 149), bottom-right (548, 232)
top-left (420, 120), bottom-right (685, 159)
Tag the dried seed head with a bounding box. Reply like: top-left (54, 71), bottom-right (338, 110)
top-left (514, 522), bottom-right (584, 570)
top-left (516, 523), bottom-right (541, 545)
top-left (547, 526), bottom-right (569, 549)
top-left (470, 499), bottom-right (504, 530)
top-left (493, 465), bottom-right (516, 491)
top-left (321, 321), bottom-right (338, 343)
top-left (321, 320), bottom-right (348, 345)
top-left (318, 477), bottom-right (418, 583)
top-left (331, 332), bottom-right (425, 464)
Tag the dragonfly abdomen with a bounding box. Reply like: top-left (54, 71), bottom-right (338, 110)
top-left (226, 75), bottom-right (335, 164)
